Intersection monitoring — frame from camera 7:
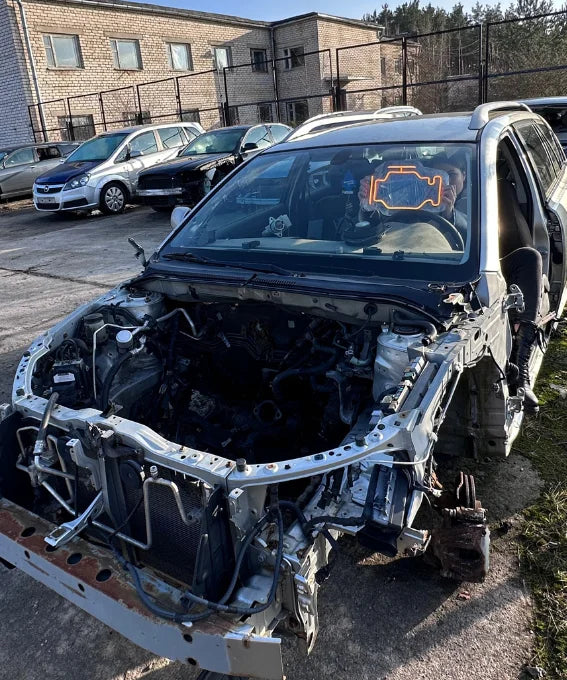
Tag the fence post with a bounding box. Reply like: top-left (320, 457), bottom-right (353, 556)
top-left (401, 36), bottom-right (408, 105)
top-left (222, 66), bottom-right (230, 124)
top-left (99, 93), bottom-right (107, 131)
top-left (136, 84), bottom-right (143, 124)
top-left (483, 23), bottom-right (490, 103)
top-left (477, 24), bottom-right (484, 104)
top-left (334, 49), bottom-right (342, 111)
top-left (65, 98), bottom-right (76, 141)
top-left (28, 105), bottom-right (38, 142)
top-left (271, 57), bottom-right (281, 121)
top-left (175, 76), bottom-right (183, 121)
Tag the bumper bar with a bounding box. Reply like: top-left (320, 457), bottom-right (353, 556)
top-left (0, 498), bottom-right (283, 679)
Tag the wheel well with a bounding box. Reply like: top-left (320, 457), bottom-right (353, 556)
top-left (100, 180), bottom-right (129, 201)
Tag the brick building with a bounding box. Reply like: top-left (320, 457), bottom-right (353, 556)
top-left (0, 0), bottom-right (402, 145)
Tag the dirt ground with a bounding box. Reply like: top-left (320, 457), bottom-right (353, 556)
top-left (0, 202), bottom-right (542, 680)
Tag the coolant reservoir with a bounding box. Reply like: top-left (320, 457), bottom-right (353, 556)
top-left (373, 325), bottom-right (424, 401)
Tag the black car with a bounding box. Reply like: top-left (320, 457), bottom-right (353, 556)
top-left (135, 123), bottom-right (291, 211)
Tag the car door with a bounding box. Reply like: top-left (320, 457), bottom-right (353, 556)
top-left (514, 118), bottom-right (567, 316)
top-left (0, 147), bottom-right (37, 195)
top-left (122, 130), bottom-right (161, 189)
top-left (156, 126), bottom-right (192, 162)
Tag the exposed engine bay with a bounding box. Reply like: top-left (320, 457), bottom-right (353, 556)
top-left (1, 282), bottom-right (511, 678)
top-left (31, 291), bottom-right (429, 465)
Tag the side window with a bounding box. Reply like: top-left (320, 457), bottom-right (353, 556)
top-left (534, 120), bottom-right (565, 172)
top-left (515, 121), bottom-right (557, 195)
top-left (129, 131), bottom-right (158, 156)
top-left (157, 127), bottom-right (185, 150)
top-left (37, 146), bottom-right (61, 161)
top-left (5, 147), bottom-right (35, 166)
top-left (242, 126), bottom-right (271, 151)
top-left (182, 127), bottom-right (199, 143)
top-left (269, 125), bottom-right (290, 143)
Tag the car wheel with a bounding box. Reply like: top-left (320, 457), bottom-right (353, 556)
top-left (100, 182), bottom-right (127, 215)
top-left (151, 206), bottom-right (171, 213)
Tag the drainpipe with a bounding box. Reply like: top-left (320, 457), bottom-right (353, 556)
top-left (15, 0), bottom-right (47, 140)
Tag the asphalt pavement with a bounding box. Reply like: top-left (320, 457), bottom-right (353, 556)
top-left (0, 202), bottom-right (540, 680)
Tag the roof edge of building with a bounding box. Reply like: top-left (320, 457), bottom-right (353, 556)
top-left (20, 0), bottom-right (270, 28)
top-left (19, 0), bottom-right (384, 33)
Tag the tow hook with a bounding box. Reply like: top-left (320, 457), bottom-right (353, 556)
top-left (429, 472), bottom-right (490, 582)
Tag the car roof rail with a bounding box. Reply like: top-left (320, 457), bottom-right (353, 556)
top-left (469, 101), bottom-right (531, 130)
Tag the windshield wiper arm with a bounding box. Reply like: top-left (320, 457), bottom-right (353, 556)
top-left (160, 252), bottom-right (297, 277)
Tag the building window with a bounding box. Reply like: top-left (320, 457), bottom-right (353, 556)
top-left (58, 115), bottom-right (95, 140)
top-left (122, 111), bottom-right (151, 125)
top-left (251, 48), bottom-right (268, 73)
top-left (258, 103), bottom-right (272, 122)
top-left (286, 100), bottom-right (309, 125)
top-left (182, 110), bottom-right (201, 124)
top-left (394, 58), bottom-right (402, 75)
top-left (380, 56), bottom-right (386, 79)
top-left (43, 34), bottom-right (83, 68)
top-left (110, 39), bottom-right (142, 70)
top-left (213, 46), bottom-right (232, 71)
top-left (167, 42), bottom-right (193, 71)
top-left (283, 46), bottom-right (305, 70)
top-left (182, 109), bottom-right (201, 124)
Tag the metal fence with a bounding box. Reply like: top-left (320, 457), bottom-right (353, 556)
top-left (28, 10), bottom-right (567, 142)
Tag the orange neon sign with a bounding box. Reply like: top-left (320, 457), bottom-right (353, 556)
top-left (367, 164), bottom-right (444, 211)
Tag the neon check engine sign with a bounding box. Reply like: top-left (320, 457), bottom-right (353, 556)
top-left (367, 164), bottom-right (444, 211)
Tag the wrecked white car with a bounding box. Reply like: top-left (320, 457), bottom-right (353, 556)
top-left (1, 102), bottom-right (566, 680)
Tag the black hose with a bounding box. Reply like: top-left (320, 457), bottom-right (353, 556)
top-left (392, 310), bottom-right (438, 345)
top-left (99, 352), bottom-right (132, 411)
top-left (116, 507), bottom-right (284, 624)
top-left (272, 347), bottom-right (338, 401)
top-left (33, 391), bottom-right (59, 456)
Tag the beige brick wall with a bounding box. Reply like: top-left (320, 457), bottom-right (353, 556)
top-left (0, 0), bottom-right (405, 142)
top-left (0, 0), bottom-right (35, 144)
top-left (8, 0), bottom-right (275, 137)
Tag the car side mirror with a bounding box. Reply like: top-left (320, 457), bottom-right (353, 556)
top-left (241, 142), bottom-right (258, 152)
top-left (170, 205), bottom-right (191, 230)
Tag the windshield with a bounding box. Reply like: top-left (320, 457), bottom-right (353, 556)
top-left (66, 133), bottom-right (128, 162)
top-left (181, 129), bottom-right (244, 156)
top-left (164, 143), bottom-right (477, 281)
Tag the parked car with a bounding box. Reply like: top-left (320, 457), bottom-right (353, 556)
top-left (0, 142), bottom-right (78, 201)
top-left (522, 97), bottom-right (567, 152)
top-left (285, 105), bottom-right (422, 140)
top-left (2, 102), bottom-right (567, 680)
top-left (33, 122), bottom-right (204, 215)
top-left (134, 123), bottom-right (291, 211)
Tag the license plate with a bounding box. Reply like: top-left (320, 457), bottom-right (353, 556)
top-left (37, 196), bottom-right (56, 204)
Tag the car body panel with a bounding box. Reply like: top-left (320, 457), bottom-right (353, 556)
top-left (0, 143), bottom-right (79, 199)
top-left (135, 124), bottom-right (291, 209)
top-left (32, 123), bottom-right (204, 212)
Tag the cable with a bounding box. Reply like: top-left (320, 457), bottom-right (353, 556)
top-left (115, 507), bottom-right (284, 624)
top-left (33, 391), bottom-right (59, 457)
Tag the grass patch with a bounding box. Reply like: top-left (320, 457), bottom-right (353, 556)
top-left (514, 325), bottom-right (567, 678)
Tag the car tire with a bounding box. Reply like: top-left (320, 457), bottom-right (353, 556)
top-left (100, 182), bottom-right (127, 215)
top-left (151, 206), bottom-right (171, 213)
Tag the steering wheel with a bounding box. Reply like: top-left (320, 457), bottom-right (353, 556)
top-left (386, 209), bottom-right (464, 251)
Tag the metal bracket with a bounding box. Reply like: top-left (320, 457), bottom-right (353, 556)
top-left (45, 490), bottom-right (104, 548)
top-left (507, 392), bottom-right (524, 416)
top-left (503, 284), bottom-right (525, 314)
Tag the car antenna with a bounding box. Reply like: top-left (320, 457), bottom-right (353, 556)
top-left (127, 237), bottom-right (148, 267)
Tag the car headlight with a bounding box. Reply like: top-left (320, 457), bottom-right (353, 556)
top-left (63, 174), bottom-right (90, 191)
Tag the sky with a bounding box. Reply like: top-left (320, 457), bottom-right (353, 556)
top-left (131, 0), bottom-right (488, 22)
